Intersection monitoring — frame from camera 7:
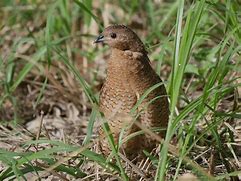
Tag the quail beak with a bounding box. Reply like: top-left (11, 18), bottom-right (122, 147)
top-left (94, 35), bottom-right (105, 43)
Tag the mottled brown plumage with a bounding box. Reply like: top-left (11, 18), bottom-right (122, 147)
top-left (94, 25), bottom-right (169, 158)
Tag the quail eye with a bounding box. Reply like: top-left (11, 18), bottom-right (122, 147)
top-left (110, 33), bottom-right (117, 39)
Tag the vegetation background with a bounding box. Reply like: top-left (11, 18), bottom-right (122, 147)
top-left (0, 0), bottom-right (240, 180)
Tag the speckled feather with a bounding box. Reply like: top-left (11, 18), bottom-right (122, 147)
top-left (96, 25), bottom-right (169, 158)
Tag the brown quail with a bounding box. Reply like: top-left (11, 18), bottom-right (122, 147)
top-left (94, 25), bottom-right (169, 158)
